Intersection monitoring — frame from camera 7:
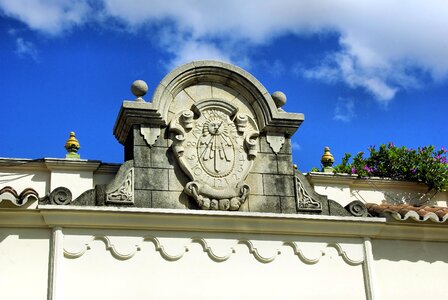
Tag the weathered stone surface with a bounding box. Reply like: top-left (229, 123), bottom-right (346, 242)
top-left (153, 127), bottom-right (169, 147)
top-left (245, 173), bottom-right (264, 195)
top-left (184, 83), bottom-right (212, 101)
top-left (211, 82), bottom-right (239, 101)
top-left (277, 154), bottom-right (294, 175)
top-left (134, 190), bottom-right (152, 208)
top-left (150, 147), bottom-right (173, 169)
top-left (329, 200), bottom-right (352, 216)
top-left (168, 168), bottom-right (189, 191)
top-left (152, 191), bottom-right (188, 209)
top-left (133, 126), bottom-right (148, 146)
top-left (251, 153), bottom-right (277, 174)
top-left (133, 146), bottom-right (151, 168)
top-left (263, 174), bottom-right (295, 197)
top-left (248, 195), bottom-right (281, 213)
top-left (280, 197), bottom-right (297, 214)
top-left (135, 168), bottom-right (169, 191)
top-left (71, 189), bottom-right (96, 206)
top-left (259, 135), bottom-right (271, 154)
top-left (282, 138), bottom-right (292, 154)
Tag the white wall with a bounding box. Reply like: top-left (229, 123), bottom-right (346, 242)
top-left (0, 228), bottom-right (50, 300)
top-left (62, 229), bottom-right (366, 300)
top-left (372, 239), bottom-right (448, 299)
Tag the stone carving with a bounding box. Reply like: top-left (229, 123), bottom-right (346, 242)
top-left (266, 133), bottom-right (285, 154)
top-left (295, 175), bottom-right (322, 212)
top-left (345, 200), bottom-right (368, 217)
top-left (106, 168), bottom-right (134, 204)
top-left (140, 125), bottom-right (161, 147)
top-left (169, 99), bottom-right (259, 210)
top-left (50, 187), bottom-right (72, 205)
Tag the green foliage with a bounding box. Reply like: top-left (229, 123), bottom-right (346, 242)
top-left (332, 143), bottom-right (448, 191)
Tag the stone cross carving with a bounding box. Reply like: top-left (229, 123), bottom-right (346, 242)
top-left (169, 99), bottom-right (259, 211)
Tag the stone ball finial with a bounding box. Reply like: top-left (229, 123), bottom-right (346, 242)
top-left (131, 80), bottom-right (148, 101)
top-left (271, 91), bottom-right (287, 109)
top-left (321, 146), bottom-right (335, 170)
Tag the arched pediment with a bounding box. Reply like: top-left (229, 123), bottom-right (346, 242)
top-left (150, 60), bottom-right (303, 135)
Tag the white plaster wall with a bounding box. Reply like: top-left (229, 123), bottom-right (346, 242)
top-left (0, 170), bottom-right (49, 198)
top-left (372, 239), bottom-right (448, 299)
top-left (0, 228), bottom-right (50, 300)
top-left (312, 180), bottom-right (448, 207)
top-left (313, 184), bottom-right (352, 206)
top-left (61, 229), bottom-right (366, 300)
top-left (50, 170), bottom-right (94, 200)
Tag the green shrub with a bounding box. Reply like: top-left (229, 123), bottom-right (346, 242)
top-left (333, 143), bottom-right (448, 191)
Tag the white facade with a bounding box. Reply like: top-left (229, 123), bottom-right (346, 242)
top-left (1, 159), bottom-right (448, 300)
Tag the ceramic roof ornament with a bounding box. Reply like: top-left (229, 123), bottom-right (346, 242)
top-left (65, 131), bottom-right (80, 159)
top-left (321, 147), bottom-right (334, 173)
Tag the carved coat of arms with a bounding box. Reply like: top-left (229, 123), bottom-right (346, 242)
top-left (169, 99), bottom-right (258, 210)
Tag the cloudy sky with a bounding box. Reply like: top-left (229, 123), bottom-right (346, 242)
top-left (1, 0), bottom-right (447, 171)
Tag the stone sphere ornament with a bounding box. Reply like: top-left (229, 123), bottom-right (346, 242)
top-left (271, 91), bottom-right (287, 109)
top-left (131, 80), bottom-right (148, 100)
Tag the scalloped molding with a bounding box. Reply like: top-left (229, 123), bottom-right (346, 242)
top-left (63, 235), bottom-right (364, 265)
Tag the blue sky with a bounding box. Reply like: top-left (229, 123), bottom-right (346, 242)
top-left (0, 0), bottom-right (447, 172)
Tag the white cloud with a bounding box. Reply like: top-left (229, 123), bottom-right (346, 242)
top-left (15, 37), bottom-right (38, 61)
top-left (333, 97), bottom-right (356, 122)
top-left (303, 51), bottom-right (398, 102)
top-left (167, 40), bottom-right (232, 69)
top-left (1, 0), bottom-right (448, 102)
top-left (291, 141), bottom-right (301, 151)
top-left (0, 0), bottom-right (91, 35)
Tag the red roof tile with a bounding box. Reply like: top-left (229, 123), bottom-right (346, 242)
top-left (366, 203), bottom-right (448, 223)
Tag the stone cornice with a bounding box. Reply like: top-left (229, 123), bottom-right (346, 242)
top-left (1, 206), bottom-right (447, 242)
top-left (44, 158), bottom-right (101, 172)
top-left (0, 158), bottom-right (119, 174)
top-left (307, 172), bottom-right (430, 191)
top-left (113, 101), bottom-right (164, 145)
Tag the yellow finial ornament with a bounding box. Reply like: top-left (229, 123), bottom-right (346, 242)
top-left (65, 131), bottom-right (80, 159)
top-left (321, 146), bottom-right (334, 173)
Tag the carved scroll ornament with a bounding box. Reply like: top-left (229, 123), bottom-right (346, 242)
top-left (169, 99), bottom-right (259, 211)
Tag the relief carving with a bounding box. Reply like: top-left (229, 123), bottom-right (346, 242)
top-left (140, 125), bottom-right (161, 147)
top-left (106, 168), bottom-right (134, 204)
top-left (266, 133), bottom-right (285, 154)
top-left (169, 99), bottom-right (258, 210)
top-left (295, 174), bottom-right (322, 212)
top-left (50, 187), bottom-right (72, 205)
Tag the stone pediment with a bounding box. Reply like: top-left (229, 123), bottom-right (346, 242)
top-left (51, 60), bottom-right (366, 217)
top-left (114, 61), bottom-right (304, 145)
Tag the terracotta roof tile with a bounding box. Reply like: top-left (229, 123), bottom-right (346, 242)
top-left (366, 203), bottom-right (448, 223)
